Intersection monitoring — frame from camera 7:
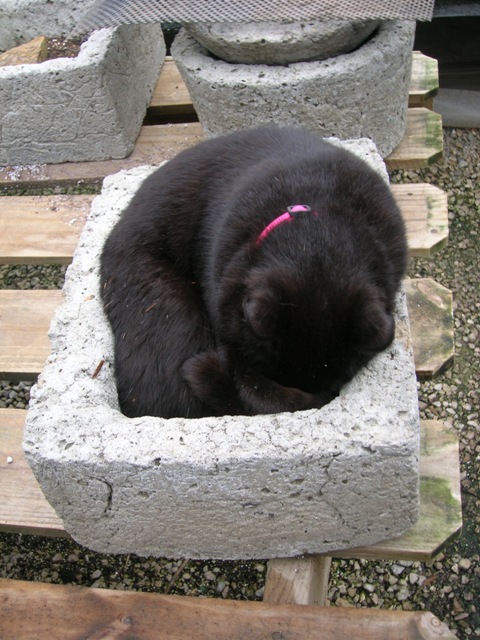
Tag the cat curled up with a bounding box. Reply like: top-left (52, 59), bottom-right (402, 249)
top-left (100, 127), bottom-right (407, 419)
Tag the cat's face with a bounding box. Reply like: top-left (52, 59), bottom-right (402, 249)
top-left (219, 264), bottom-right (395, 396)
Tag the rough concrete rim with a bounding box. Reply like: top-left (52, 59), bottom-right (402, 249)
top-left (173, 21), bottom-right (413, 88)
top-left (184, 18), bottom-right (380, 65)
top-left (0, 27), bottom-right (112, 78)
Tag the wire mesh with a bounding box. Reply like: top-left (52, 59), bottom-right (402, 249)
top-left (78, 0), bottom-right (434, 32)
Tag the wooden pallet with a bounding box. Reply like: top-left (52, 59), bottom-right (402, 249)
top-left (0, 111), bottom-right (442, 189)
top-left (0, 189), bottom-right (460, 564)
top-left (0, 50), bottom-right (459, 639)
top-left (0, 187), bottom-right (459, 551)
top-left (404, 279), bottom-right (455, 378)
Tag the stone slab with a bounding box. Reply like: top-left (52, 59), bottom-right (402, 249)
top-left (173, 20), bottom-right (416, 158)
top-left (0, 24), bottom-right (165, 166)
top-left (0, 36), bottom-right (48, 67)
top-left (184, 19), bottom-right (380, 65)
top-left (23, 137), bottom-right (420, 560)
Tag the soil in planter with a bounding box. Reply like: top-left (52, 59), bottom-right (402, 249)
top-left (47, 36), bottom-right (85, 60)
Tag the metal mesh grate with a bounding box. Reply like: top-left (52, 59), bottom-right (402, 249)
top-left (78, 0), bottom-right (435, 32)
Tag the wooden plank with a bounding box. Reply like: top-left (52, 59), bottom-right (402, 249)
top-left (149, 57), bottom-right (196, 116)
top-left (0, 183), bottom-right (448, 265)
top-left (264, 557), bottom-right (332, 606)
top-left (409, 52), bottom-right (439, 109)
top-left (0, 123), bottom-right (205, 189)
top-left (386, 108), bottom-right (444, 170)
top-left (0, 111), bottom-right (442, 190)
top-left (395, 183), bottom-right (449, 257)
top-left (404, 278), bottom-right (455, 378)
top-left (0, 412), bottom-right (461, 562)
top-left (0, 195), bottom-right (94, 265)
top-left (0, 409), bottom-right (64, 536)
top-left (0, 578), bottom-right (458, 640)
top-left (0, 290), bottom-right (63, 379)
top-left (330, 420), bottom-right (461, 562)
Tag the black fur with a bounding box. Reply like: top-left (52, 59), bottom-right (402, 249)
top-left (100, 127), bottom-right (407, 418)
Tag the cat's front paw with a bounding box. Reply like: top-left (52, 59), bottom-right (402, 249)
top-left (183, 350), bottom-right (225, 392)
top-left (182, 351), bottom-right (243, 415)
top-left (235, 371), bottom-right (337, 414)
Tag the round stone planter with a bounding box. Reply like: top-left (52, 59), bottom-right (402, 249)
top-left (23, 138), bottom-right (420, 561)
top-left (184, 19), bottom-right (380, 65)
top-left (173, 20), bottom-right (416, 157)
top-left (0, 24), bottom-right (165, 166)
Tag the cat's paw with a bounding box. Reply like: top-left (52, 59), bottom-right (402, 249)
top-left (182, 351), bottom-right (226, 393)
top-left (182, 351), bottom-right (243, 415)
top-left (236, 371), bottom-right (336, 414)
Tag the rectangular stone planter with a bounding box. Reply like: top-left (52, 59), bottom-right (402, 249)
top-left (0, 24), bottom-right (165, 165)
top-left (23, 140), bottom-right (420, 560)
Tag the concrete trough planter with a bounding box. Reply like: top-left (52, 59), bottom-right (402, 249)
top-left (23, 138), bottom-right (420, 561)
top-left (0, 24), bottom-right (165, 165)
top-left (173, 20), bottom-right (416, 157)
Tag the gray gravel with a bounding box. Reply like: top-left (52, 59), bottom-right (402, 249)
top-left (0, 127), bottom-right (479, 639)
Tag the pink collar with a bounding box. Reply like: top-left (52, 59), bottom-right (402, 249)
top-left (255, 205), bottom-right (318, 246)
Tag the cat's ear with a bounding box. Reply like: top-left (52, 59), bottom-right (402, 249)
top-left (242, 289), bottom-right (278, 339)
top-left (357, 296), bottom-right (395, 353)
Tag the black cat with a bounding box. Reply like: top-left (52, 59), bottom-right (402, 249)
top-left (100, 127), bottom-right (407, 418)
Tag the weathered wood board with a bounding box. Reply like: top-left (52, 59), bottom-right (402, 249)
top-left (0, 195), bottom-right (94, 265)
top-left (0, 124), bottom-right (205, 190)
top-left (409, 52), bottom-right (439, 109)
top-left (387, 108), bottom-right (444, 170)
top-left (0, 278), bottom-right (453, 380)
top-left (0, 409), bottom-right (64, 537)
top-left (0, 183), bottom-right (448, 266)
top-left (394, 183), bottom-right (449, 257)
top-left (0, 578), bottom-right (457, 640)
top-left (0, 290), bottom-right (63, 380)
top-left (403, 278), bottom-right (455, 377)
top-left (264, 556), bottom-right (332, 606)
top-left (149, 57), bottom-right (197, 118)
